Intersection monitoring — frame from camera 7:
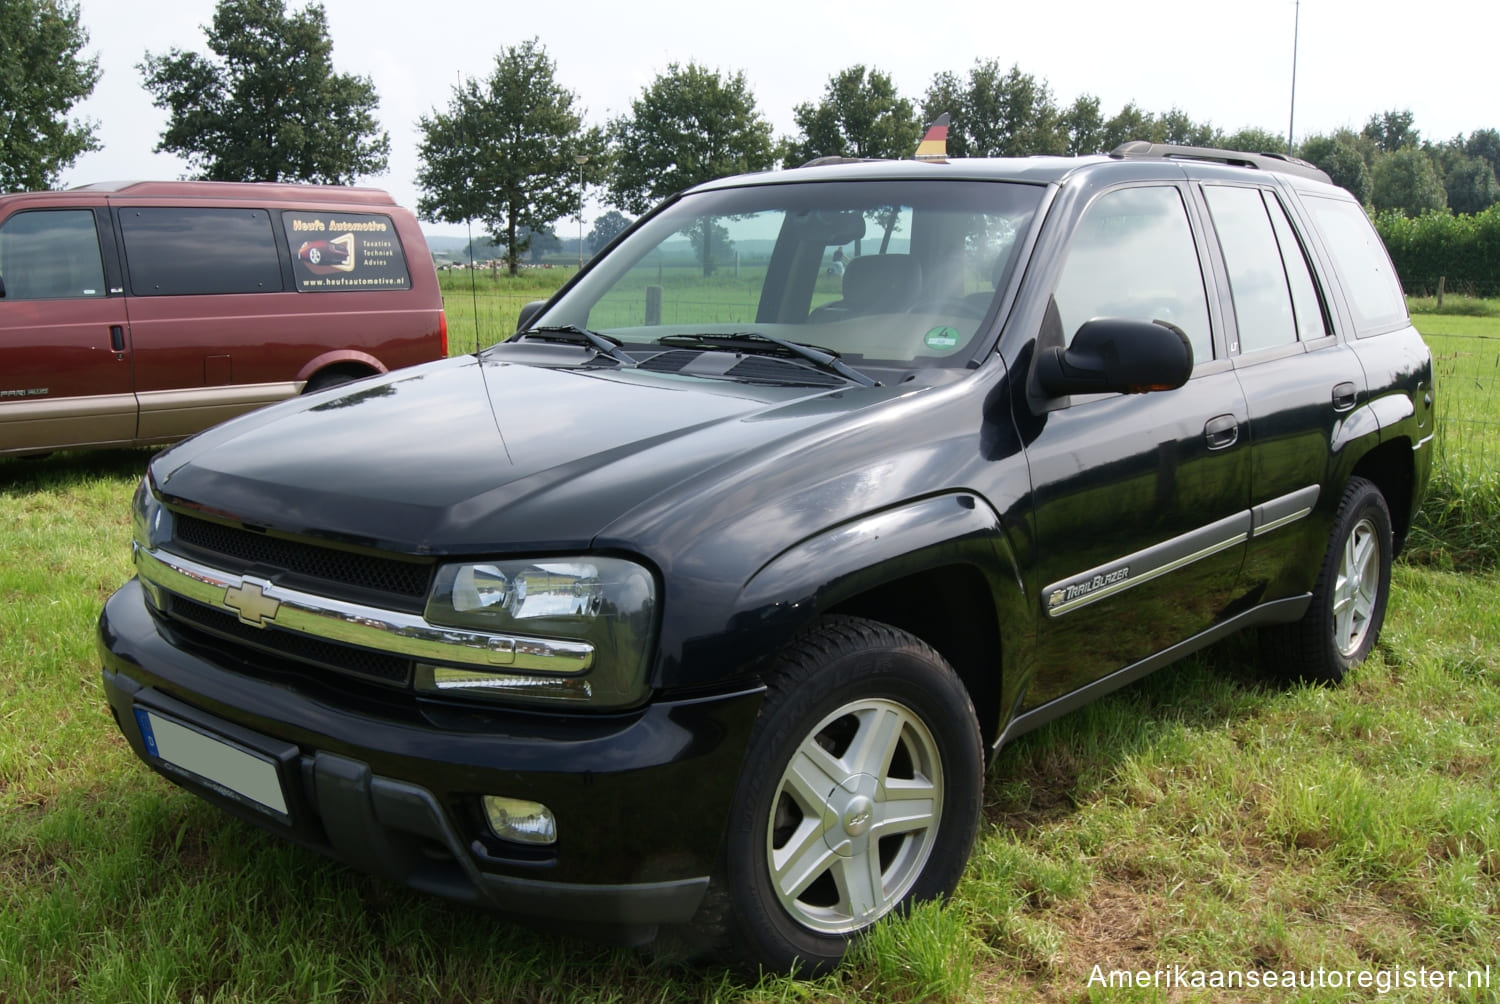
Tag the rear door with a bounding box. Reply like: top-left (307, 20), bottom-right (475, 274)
top-left (1197, 181), bottom-right (1359, 600)
top-left (0, 204), bottom-right (136, 454)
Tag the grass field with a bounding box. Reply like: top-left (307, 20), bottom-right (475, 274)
top-left (1, 300), bottom-right (1498, 1002)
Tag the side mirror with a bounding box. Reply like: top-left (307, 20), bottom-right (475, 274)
top-left (1034, 318), bottom-right (1193, 397)
top-left (515, 300), bottom-right (547, 333)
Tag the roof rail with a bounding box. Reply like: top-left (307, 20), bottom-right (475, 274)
top-left (1109, 141), bottom-right (1332, 185)
top-left (798, 155), bottom-right (880, 168)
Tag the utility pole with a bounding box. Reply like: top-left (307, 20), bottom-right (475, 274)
top-left (1288, 0), bottom-right (1301, 155)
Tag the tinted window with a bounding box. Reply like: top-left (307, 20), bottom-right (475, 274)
top-left (0, 210), bottom-right (106, 300)
top-left (543, 179), bottom-right (1042, 368)
top-left (1053, 186), bottom-right (1213, 365)
top-left (1204, 186), bottom-right (1297, 353)
top-left (282, 211), bottom-right (412, 291)
top-left (1266, 193), bottom-right (1328, 341)
top-left (1301, 195), bottom-right (1408, 333)
top-left (120, 207), bottom-right (284, 296)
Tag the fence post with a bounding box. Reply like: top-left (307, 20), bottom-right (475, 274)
top-left (1437, 275), bottom-right (1446, 309)
top-left (646, 285), bottom-right (662, 326)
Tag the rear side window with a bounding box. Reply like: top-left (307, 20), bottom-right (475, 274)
top-left (282, 211), bottom-right (411, 292)
top-left (120, 208), bottom-right (283, 296)
top-left (1301, 195), bottom-right (1408, 333)
top-left (0, 210), bottom-right (107, 300)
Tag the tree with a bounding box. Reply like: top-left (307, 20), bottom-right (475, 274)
top-left (1464, 128), bottom-right (1500, 181)
top-left (0, 0), bottom-right (100, 191)
top-left (1060, 94), bottom-right (1104, 155)
top-left (922, 61), bottom-right (1064, 157)
top-left (607, 62), bottom-right (776, 217)
top-left (415, 38), bottom-right (605, 275)
top-left (1221, 127), bottom-right (1287, 153)
top-left (1163, 108), bottom-right (1221, 148)
top-left (586, 210), bottom-right (632, 252)
top-left (1370, 147), bottom-right (1447, 216)
top-left (1442, 155), bottom-right (1500, 215)
top-left (1298, 132), bottom-right (1372, 203)
top-left (1099, 102), bottom-right (1166, 151)
top-left (1362, 109), bottom-right (1420, 153)
top-left (782, 65), bottom-right (920, 167)
top-left (139, 0), bottom-right (388, 184)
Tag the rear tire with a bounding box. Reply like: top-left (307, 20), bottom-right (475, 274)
top-left (699, 615), bottom-right (983, 975)
top-left (1262, 477), bottom-right (1392, 683)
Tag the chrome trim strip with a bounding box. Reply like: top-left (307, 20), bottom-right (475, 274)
top-left (1044, 510), bottom-right (1251, 618)
top-left (134, 545), bottom-right (594, 674)
top-left (1414, 433), bottom-right (1434, 451)
top-left (1251, 485), bottom-right (1321, 538)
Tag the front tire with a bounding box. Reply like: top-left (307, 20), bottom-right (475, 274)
top-left (710, 616), bottom-right (983, 974)
top-left (1263, 476), bottom-right (1392, 683)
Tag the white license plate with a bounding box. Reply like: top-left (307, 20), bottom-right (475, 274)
top-left (134, 708), bottom-right (288, 817)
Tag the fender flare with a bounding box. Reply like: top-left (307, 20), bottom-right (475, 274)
top-left (699, 492), bottom-right (1030, 703)
top-left (295, 349), bottom-right (388, 385)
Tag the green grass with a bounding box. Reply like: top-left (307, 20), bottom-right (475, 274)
top-left (2, 301), bottom-right (1498, 1002)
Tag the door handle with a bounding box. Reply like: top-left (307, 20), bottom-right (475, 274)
top-left (1332, 381), bottom-right (1357, 412)
top-left (1204, 414), bottom-right (1239, 450)
top-left (110, 325), bottom-right (125, 352)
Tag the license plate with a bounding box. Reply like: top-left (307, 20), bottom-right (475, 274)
top-left (134, 708), bottom-right (288, 817)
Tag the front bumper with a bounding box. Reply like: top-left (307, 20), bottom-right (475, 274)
top-left (98, 578), bottom-right (763, 939)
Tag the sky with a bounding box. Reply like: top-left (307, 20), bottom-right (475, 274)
top-left (58, 0), bottom-right (1499, 238)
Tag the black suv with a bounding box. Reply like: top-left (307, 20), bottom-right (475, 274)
top-left (99, 143), bottom-right (1434, 973)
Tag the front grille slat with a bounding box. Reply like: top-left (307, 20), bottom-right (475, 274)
top-left (174, 514), bottom-right (433, 600)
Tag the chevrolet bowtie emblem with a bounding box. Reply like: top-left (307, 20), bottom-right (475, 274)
top-left (224, 578), bottom-right (281, 627)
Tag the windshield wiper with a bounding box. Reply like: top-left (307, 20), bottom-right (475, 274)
top-left (657, 332), bottom-right (880, 387)
top-left (518, 325), bottom-right (638, 368)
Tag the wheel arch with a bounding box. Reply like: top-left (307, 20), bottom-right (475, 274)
top-left (725, 492), bottom-right (1029, 753)
top-left (295, 349), bottom-right (387, 388)
top-left (1347, 437), bottom-right (1416, 554)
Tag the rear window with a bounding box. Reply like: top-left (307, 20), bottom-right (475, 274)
top-left (1301, 195), bottom-right (1408, 334)
top-left (282, 211), bottom-right (411, 292)
top-left (120, 207), bottom-right (284, 296)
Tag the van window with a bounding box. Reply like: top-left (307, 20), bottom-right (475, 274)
top-left (0, 210), bottom-right (107, 300)
top-left (119, 207), bottom-right (284, 296)
top-left (282, 211), bottom-right (412, 292)
top-left (1300, 195), bottom-right (1408, 333)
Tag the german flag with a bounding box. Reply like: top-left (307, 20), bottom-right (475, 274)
top-left (914, 113), bottom-right (949, 162)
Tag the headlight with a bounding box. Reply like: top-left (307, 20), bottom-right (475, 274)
top-left (422, 557), bottom-right (657, 708)
top-left (131, 476), bottom-right (173, 552)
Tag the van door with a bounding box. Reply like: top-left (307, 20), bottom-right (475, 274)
top-left (0, 207), bottom-right (135, 454)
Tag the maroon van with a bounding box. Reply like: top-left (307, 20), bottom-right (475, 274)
top-left (0, 181), bottom-right (447, 457)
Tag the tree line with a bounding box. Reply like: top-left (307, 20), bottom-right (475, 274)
top-left (8, 0), bottom-right (1500, 277)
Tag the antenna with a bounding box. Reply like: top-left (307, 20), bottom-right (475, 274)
top-left (1287, 0), bottom-right (1301, 155)
top-left (458, 70), bottom-right (480, 354)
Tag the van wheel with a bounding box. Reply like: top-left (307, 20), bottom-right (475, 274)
top-left (703, 616), bottom-right (983, 974)
top-left (302, 369), bottom-right (363, 394)
top-left (1262, 477), bottom-right (1392, 683)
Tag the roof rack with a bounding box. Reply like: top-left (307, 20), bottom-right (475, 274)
top-left (1109, 141), bottom-right (1332, 185)
top-left (798, 155), bottom-right (880, 168)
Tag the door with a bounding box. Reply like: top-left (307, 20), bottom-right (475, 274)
top-left (0, 207), bottom-right (134, 454)
top-left (1018, 184), bottom-right (1251, 710)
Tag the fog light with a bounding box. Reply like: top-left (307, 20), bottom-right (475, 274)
top-left (482, 795), bottom-right (557, 845)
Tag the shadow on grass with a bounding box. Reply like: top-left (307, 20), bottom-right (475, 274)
top-left (0, 448), bottom-right (157, 494)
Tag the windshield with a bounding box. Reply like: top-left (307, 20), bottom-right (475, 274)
top-left (534, 179), bottom-right (1043, 372)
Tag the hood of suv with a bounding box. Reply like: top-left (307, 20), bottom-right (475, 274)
top-left (151, 353), bottom-right (901, 554)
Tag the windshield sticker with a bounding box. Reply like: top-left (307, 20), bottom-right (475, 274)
top-left (923, 326), bottom-right (962, 352)
top-left (283, 212), bottom-right (411, 292)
